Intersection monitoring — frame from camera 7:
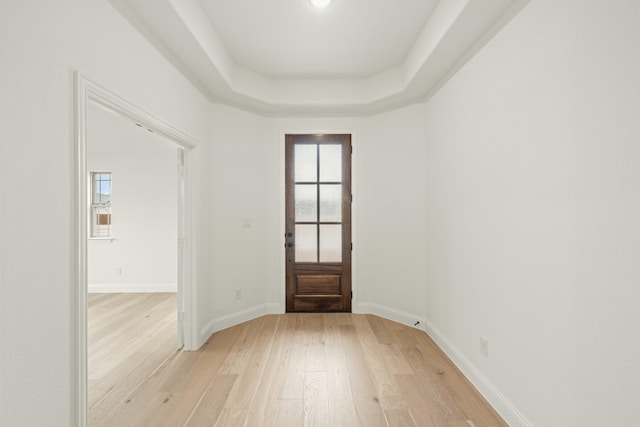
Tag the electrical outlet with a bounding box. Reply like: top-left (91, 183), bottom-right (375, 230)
top-left (234, 289), bottom-right (242, 300)
top-left (480, 337), bottom-right (488, 357)
top-left (241, 218), bottom-right (251, 229)
top-left (116, 267), bottom-right (122, 276)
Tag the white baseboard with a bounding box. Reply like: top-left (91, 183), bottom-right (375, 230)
top-left (354, 302), bottom-right (427, 331)
top-left (422, 318), bottom-right (533, 426)
top-left (88, 283), bottom-right (177, 293)
top-left (199, 304), bottom-right (278, 347)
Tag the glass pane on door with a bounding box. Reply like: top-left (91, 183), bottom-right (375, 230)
top-left (319, 145), bottom-right (342, 182)
top-left (295, 145), bottom-right (317, 182)
top-left (319, 224), bottom-right (342, 262)
top-left (319, 184), bottom-right (341, 222)
top-left (295, 184), bottom-right (317, 222)
top-left (295, 224), bottom-right (317, 262)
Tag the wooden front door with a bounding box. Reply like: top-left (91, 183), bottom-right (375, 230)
top-left (285, 134), bottom-right (352, 312)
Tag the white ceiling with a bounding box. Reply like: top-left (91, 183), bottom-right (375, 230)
top-left (109, 0), bottom-right (530, 116)
top-left (201, 0), bottom-right (439, 79)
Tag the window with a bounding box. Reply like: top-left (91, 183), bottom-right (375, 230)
top-left (90, 172), bottom-right (112, 238)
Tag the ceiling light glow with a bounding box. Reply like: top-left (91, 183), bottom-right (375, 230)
top-left (310, 0), bottom-right (332, 8)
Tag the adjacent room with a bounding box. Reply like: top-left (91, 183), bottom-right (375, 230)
top-left (86, 102), bottom-right (183, 422)
top-left (1, 0), bottom-right (639, 426)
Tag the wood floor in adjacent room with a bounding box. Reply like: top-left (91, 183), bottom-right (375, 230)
top-left (88, 293), bottom-right (506, 427)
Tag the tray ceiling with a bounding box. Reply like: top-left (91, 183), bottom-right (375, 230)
top-left (109, 0), bottom-right (530, 115)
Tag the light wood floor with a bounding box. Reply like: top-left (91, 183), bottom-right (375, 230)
top-left (88, 293), bottom-right (506, 427)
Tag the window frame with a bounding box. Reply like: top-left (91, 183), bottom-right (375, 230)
top-left (89, 172), bottom-right (112, 239)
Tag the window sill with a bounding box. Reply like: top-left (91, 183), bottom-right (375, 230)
top-left (88, 237), bottom-right (115, 242)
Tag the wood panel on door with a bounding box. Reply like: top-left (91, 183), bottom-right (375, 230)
top-left (285, 134), bottom-right (352, 312)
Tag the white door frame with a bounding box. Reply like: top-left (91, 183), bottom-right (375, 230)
top-left (72, 72), bottom-right (198, 426)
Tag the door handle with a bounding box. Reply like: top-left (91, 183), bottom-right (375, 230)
top-left (287, 243), bottom-right (294, 248)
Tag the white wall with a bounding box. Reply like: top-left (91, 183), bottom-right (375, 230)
top-left (87, 104), bottom-right (178, 292)
top-left (421, 0), bottom-right (640, 425)
top-left (200, 104), bottom-right (429, 341)
top-left (356, 106), bottom-right (428, 321)
top-left (199, 104), bottom-right (269, 340)
top-left (0, 1), bottom-right (210, 425)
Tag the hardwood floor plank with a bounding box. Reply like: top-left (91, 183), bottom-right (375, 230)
top-left (273, 399), bottom-right (304, 427)
top-left (303, 371), bottom-right (330, 427)
top-left (219, 319), bottom-right (259, 375)
top-left (328, 398), bottom-right (359, 427)
top-left (404, 343), bottom-right (506, 427)
top-left (279, 315), bottom-right (306, 400)
top-left (301, 313), bottom-right (327, 373)
top-left (244, 315), bottom-right (293, 427)
top-left (88, 293), bottom-right (156, 346)
top-left (402, 347), bottom-right (467, 421)
top-left (322, 314), bottom-right (359, 426)
top-left (387, 320), bottom-right (422, 350)
top-left (89, 294), bottom-right (176, 380)
top-left (88, 297), bottom-right (507, 427)
top-left (395, 373), bottom-right (451, 427)
top-left (184, 374), bottom-right (237, 427)
top-left (88, 293), bottom-right (178, 426)
top-left (142, 328), bottom-right (242, 426)
top-left (354, 315), bottom-right (407, 411)
top-left (223, 315), bottom-right (280, 409)
top-left (366, 313), bottom-right (396, 345)
top-left (215, 408), bottom-right (248, 427)
top-left (385, 408), bottom-right (418, 427)
top-left (380, 342), bottom-right (414, 375)
top-left (323, 314), bottom-right (354, 401)
top-left (88, 326), bottom-right (176, 418)
top-left (339, 324), bottom-right (388, 427)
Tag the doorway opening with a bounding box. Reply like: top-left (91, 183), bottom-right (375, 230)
top-left (73, 73), bottom-right (198, 426)
top-left (85, 101), bottom-right (182, 422)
